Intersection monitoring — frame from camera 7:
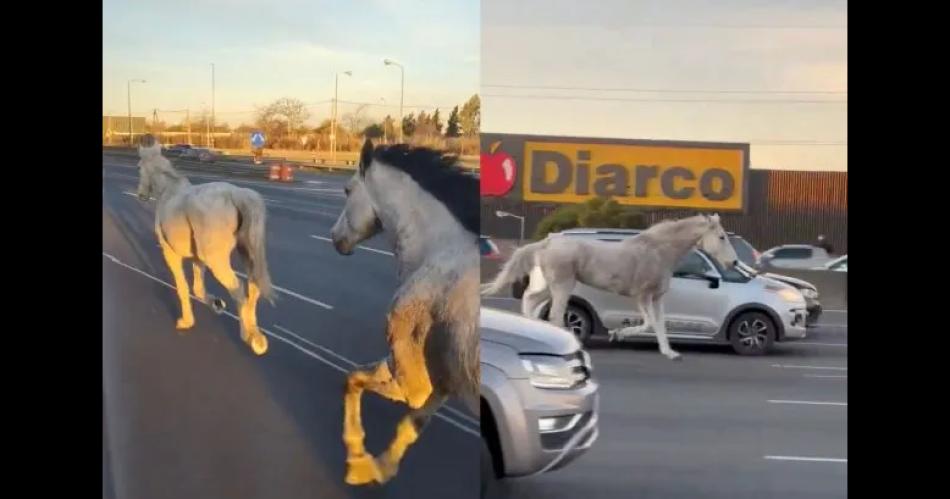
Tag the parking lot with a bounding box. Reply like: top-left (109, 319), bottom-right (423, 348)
top-left (484, 295), bottom-right (846, 499)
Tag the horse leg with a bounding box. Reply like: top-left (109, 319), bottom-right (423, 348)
top-left (521, 286), bottom-right (550, 319)
top-left (343, 358), bottom-right (407, 485)
top-left (192, 261), bottom-right (207, 303)
top-left (376, 392), bottom-right (447, 481)
top-left (546, 277), bottom-right (575, 329)
top-left (241, 281), bottom-right (268, 355)
top-left (610, 296), bottom-right (652, 342)
top-left (159, 238), bottom-right (194, 330)
top-left (647, 296), bottom-right (681, 360)
top-left (343, 299), bottom-right (434, 485)
top-left (205, 253), bottom-right (265, 354)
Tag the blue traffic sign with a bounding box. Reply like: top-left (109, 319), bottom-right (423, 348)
top-left (251, 131), bottom-right (265, 148)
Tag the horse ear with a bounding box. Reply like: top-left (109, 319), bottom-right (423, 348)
top-left (711, 213), bottom-right (720, 223)
top-left (359, 138), bottom-right (374, 175)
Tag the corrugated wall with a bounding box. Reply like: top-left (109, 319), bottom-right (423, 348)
top-left (480, 170), bottom-right (848, 253)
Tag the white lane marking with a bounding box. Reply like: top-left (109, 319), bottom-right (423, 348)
top-left (306, 180), bottom-right (325, 185)
top-left (765, 455), bottom-right (847, 463)
top-left (791, 342), bottom-right (847, 347)
top-left (102, 252), bottom-right (477, 437)
top-left (273, 325), bottom-right (359, 369)
top-left (272, 325), bottom-right (480, 428)
top-left (768, 400), bottom-right (847, 406)
top-left (803, 375), bottom-right (848, 379)
top-left (233, 270), bottom-right (333, 310)
top-left (310, 235), bottom-right (395, 256)
top-left (772, 364), bottom-right (847, 371)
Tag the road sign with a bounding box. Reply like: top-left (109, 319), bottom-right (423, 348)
top-left (251, 131), bottom-right (265, 148)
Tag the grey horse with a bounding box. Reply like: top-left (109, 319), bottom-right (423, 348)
top-left (482, 214), bottom-right (738, 360)
top-left (331, 139), bottom-right (479, 485)
top-left (136, 134), bottom-right (273, 355)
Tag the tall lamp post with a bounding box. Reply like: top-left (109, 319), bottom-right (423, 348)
top-left (383, 59), bottom-right (404, 143)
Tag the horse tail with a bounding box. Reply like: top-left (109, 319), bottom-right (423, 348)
top-left (480, 238), bottom-right (549, 296)
top-left (232, 190), bottom-right (275, 304)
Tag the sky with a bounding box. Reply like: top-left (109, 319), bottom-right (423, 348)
top-left (103, 0), bottom-right (479, 127)
top-left (481, 0), bottom-right (847, 171)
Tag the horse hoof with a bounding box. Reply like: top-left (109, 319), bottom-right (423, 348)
top-left (345, 455), bottom-right (383, 485)
top-left (211, 298), bottom-right (226, 314)
top-left (376, 456), bottom-right (399, 483)
top-left (249, 334), bottom-right (268, 356)
top-left (666, 352), bottom-right (682, 361)
top-left (176, 318), bottom-right (194, 330)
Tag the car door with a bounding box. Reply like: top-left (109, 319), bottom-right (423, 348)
top-left (663, 252), bottom-right (729, 337)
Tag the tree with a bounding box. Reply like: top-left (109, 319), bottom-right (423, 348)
top-left (255, 97), bottom-right (311, 144)
top-left (533, 198), bottom-right (647, 240)
top-left (459, 94), bottom-right (480, 137)
top-left (432, 108), bottom-right (443, 134)
top-left (342, 104), bottom-right (371, 136)
top-left (401, 113), bottom-right (417, 138)
top-left (445, 106), bottom-right (460, 137)
top-left (363, 123), bottom-right (385, 139)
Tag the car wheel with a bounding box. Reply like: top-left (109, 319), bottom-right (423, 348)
top-left (564, 303), bottom-right (594, 346)
top-left (481, 437), bottom-right (498, 498)
top-left (729, 311), bottom-right (775, 355)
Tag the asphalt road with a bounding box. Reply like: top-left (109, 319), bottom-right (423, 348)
top-left (102, 154), bottom-right (480, 499)
top-left (483, 295), bottom-right (847, 499)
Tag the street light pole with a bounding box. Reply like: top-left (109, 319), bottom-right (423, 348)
top-left (496, 210), bottom-right (526, 245)
top-left (127, 79), bottom-right (146, 146)
top-left (210, 63), bottom-right (215, 148)
top-left (332, 70), bottom-right (352, 163)
top-left (383, 59), bottom-right (404, 143)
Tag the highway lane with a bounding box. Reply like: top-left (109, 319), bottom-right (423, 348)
top-left (482, 298), bottom-right (847, 499)
top-left (102, 155), bottom-right (479, 499)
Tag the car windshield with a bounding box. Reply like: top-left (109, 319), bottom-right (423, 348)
top-left (729, 236), bottom-right (757, 266)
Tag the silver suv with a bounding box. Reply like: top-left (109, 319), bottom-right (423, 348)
top-left (521, 229), bottom-right (809, 355)
top-left (480, 307), bottom-right (599, 497)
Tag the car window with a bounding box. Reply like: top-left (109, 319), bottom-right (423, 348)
top-left (830, 258), bottom-right (847, 271)
top-left (674, 252), bottom-right (711, 275)
top-left (773, 247), bottom-right (812, 259)
top-left (729, 236), bottom-right (757, 265)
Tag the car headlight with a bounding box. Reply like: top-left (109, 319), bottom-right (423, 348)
top-left (777, 288), bottom-right (804, 303)
top-left (520, 354), bottom-right (586, 389)
top-left (765, 284), bottom-right (803, 303)
top-left (801, 288), bottom-right (818, 300)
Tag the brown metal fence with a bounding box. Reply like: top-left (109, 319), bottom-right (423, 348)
top-left (481, 170), bottom-right (847, 253)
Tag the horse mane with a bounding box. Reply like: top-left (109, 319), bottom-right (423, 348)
top-left (370, 144), bottom-right (479, 236)
top-left (640, 215), bottom-right (709, 241)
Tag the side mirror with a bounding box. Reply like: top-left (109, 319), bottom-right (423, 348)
top-left (706, 276), bottom-right (720, 289)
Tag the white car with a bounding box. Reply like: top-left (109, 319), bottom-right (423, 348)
top-left (758, 244), bottom-right (834, 270)
top-left (819, 254), bottom-right (847, 272)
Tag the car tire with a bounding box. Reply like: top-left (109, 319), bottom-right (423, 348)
top-left (481, 437), bottom-right (498, 498)
top-left (564, 303), bottom-right (594, 346)
top-left (728, 311), bottom-right (776, 355)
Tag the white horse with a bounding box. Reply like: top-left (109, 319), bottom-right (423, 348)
top-left (331, 139), bottom-right (480, 485)
top-left (136, 134), bottom-right (273, 355)
top-left (482, 214), bottom-right (738, 360)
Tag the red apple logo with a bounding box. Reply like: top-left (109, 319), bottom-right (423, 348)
top-left (480, 141), bottom-right (517, 197)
